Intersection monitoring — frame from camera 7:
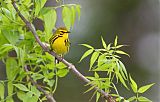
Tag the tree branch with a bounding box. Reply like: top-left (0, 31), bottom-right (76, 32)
top-left (24, 66), bottom-right (56, 102)
top-left (11, 0), bottom-right (115, 102)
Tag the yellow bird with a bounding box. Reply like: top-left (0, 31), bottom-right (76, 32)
top-left (49, 27), bottom-right (70, 63)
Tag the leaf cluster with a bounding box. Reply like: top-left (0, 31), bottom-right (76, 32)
top-left (0, 0), bottom-right (80, 102)
top-left (79, 36), bottom-right (154, 102)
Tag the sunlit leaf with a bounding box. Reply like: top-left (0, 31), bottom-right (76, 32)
top-left (55, 62), bottom-right (67, 69)
top-left (84, 80), bottom-right (95, 86)
top-left (47, 79), bottom-right (55, 87)
top-left (43, 9), bottom-right (57, 41)
top-left (107, 43), bottom-right (111, 51)
top-left (0, 44), bottom-right (13, 55)
top-left (114, 35), bottom-right (118, 46)
top-left (101, 36), bottom-right (107, 49)
top-left (94, 72), bottom-right (99, 78)
top-left (2, 30), bottom-right (19, 45)
top-left (80, 44), bottom-right (94, 49)
top-left (62, 6), bottom-right (72, 30)
top-left (119, 60), bottom-right (128, 79)
top-left (29, 96), bottom-right (39, 102)
top-left (138, 83), bottom-right (155, 93)
top-left (17, 91), bottom-right (26, 101)
top-left (119, 68), bottom-right (127, 80)
top-left (128, 96), bottom-right (136, 101)
top-left (138, 96), bottom-right (152, 102)
top-left (6, 58), bottom-right (18, 81)
top-left (79, 49), bottom-right (93, 62)
top-left (90, 51), bottom-right (99, 69)
top-left (35, 0), bottom-right (47, 16)
top-left (71, 6), bottom-right (76, 28)
top-left (13, 84), bottom-right (29, 91)
top-left (115, 50), bottom-right (130, 57)
top-left (97, 54), bottom-right (106, 67)
top-left (84, 84), bottom-right (97, 94)
top-left (31, 86), bottom-right (41, 97)
top-left (7, 82), bottom-right (13, 101)
top-left (129, 75), bottom-right (137, 93)
top-left (117, 73), bottom-right (129, 90)
top-left (31, 73), bottom-right (44, 80)
top-left (115, 45), bottom-right (128, 48)
top-left (57, 69), bottom-right (69, 77)
top-left (96, 92), bottom-right (100, 102)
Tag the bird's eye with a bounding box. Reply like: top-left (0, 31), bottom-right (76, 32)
top-left (60, 30), bottom-right (70, 34)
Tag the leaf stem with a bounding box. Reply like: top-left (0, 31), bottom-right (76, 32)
top-left (52, 70), bottom-right (58, 94)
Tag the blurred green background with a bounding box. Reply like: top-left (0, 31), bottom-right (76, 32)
top-left (0, 0), bottom-right (159, 102)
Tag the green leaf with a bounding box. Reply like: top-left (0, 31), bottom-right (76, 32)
top-left (31, 86), bottom-right (41, 97)
top-left (115, 50), bottom-right (130, 57)
top-left (6, 96), bottom-right (14, 102)
top-left (43, 9), bottom-right (57, 41)
top-left (128, 96), bottom-right (136, 101)
top-left (47, 79), bottom-right (55, 87)
top-left (0, 82), bottom-right (4, 100)
top-left (76, 5), bottom-right (81, 20)
top-left (90, 51), bottom-right (99, 69)
top-left (94, 63), bottom-right (112, 71)
top-left (115, 45), bottom-right (127, 48)
top-left (57, 69), bottom-right (69, 77)
top-left (17, 91), bottom-right (39, 102)
top-left (119, 61), bottom-right (128, 79)
top-left (96, 92), bottom-right (100, 102)
top-left (71, 6), bottom-right (76, 28)
top-left (129, 75), bottom-right (137, 93)
top-left (86, 77), bottom-right (96, 81)
top-left (138, 96), bottom-right (152, 102)
top-left (97, 54), bottom-right (106, 67)
top-left (124, 100), bottom-right (129, 102)
top-left (79, 49), bottom-right (93, 62)
top-left (55, 62), bottom-right (67, 69)
top-left (107, 43), bottom-right (111, 51)
top-left (35, 0), bottom-right (47, 16)
top-left (138, 83), bottom-right (155, 93)
top-left (119, 68), bottom-right (127, 80)
top-left (94, 72), bottom-right (99, 78)
top-left (28, 96), bottom-right (39, 102)
top-left (80, 44), bottom-right (94, 49)
top-left (13, 84), bottom-right (29, 91)
top-left (2, 30), bottom-right (19, 45)
top-left (114, 35), bottom-right (118, 46)
top-left (62, 6), bottom-right (72, 30)
top-left (6, 58), bottom-right (18, 81)
top-left (0, 44), bottom-right (13, 56)
top-left (7, 82), bottom-right (13, 100)
top-left (31, 73), bottom-right (44, 80)
top-left (101, 36), bottom-right (107, 49)
top-left (0, 31), bottom-right (8, 46)
top-left (117, 73), bottom-right (129, 90)
top-left (84, 84), bottom-right (97, 93)
top-left (17, 91), bottom-right (26, 102)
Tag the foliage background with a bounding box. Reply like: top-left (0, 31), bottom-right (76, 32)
top-left (0, 0), bottom-right (159, 102)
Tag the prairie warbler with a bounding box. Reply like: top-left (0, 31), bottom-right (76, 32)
top-left (49, 27), bottom-right (70, 63)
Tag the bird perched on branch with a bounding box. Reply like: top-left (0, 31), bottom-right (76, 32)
top-left (49, 27), bottom-right (70, 63)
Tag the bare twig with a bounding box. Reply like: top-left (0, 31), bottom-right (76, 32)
top-left (11, 0), bottom-right (115, 102)
top-left (24, 66), bottom-right (56, 102)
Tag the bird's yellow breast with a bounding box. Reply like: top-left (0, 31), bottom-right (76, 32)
top-left (51, 37), bottom-right (68, 55)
